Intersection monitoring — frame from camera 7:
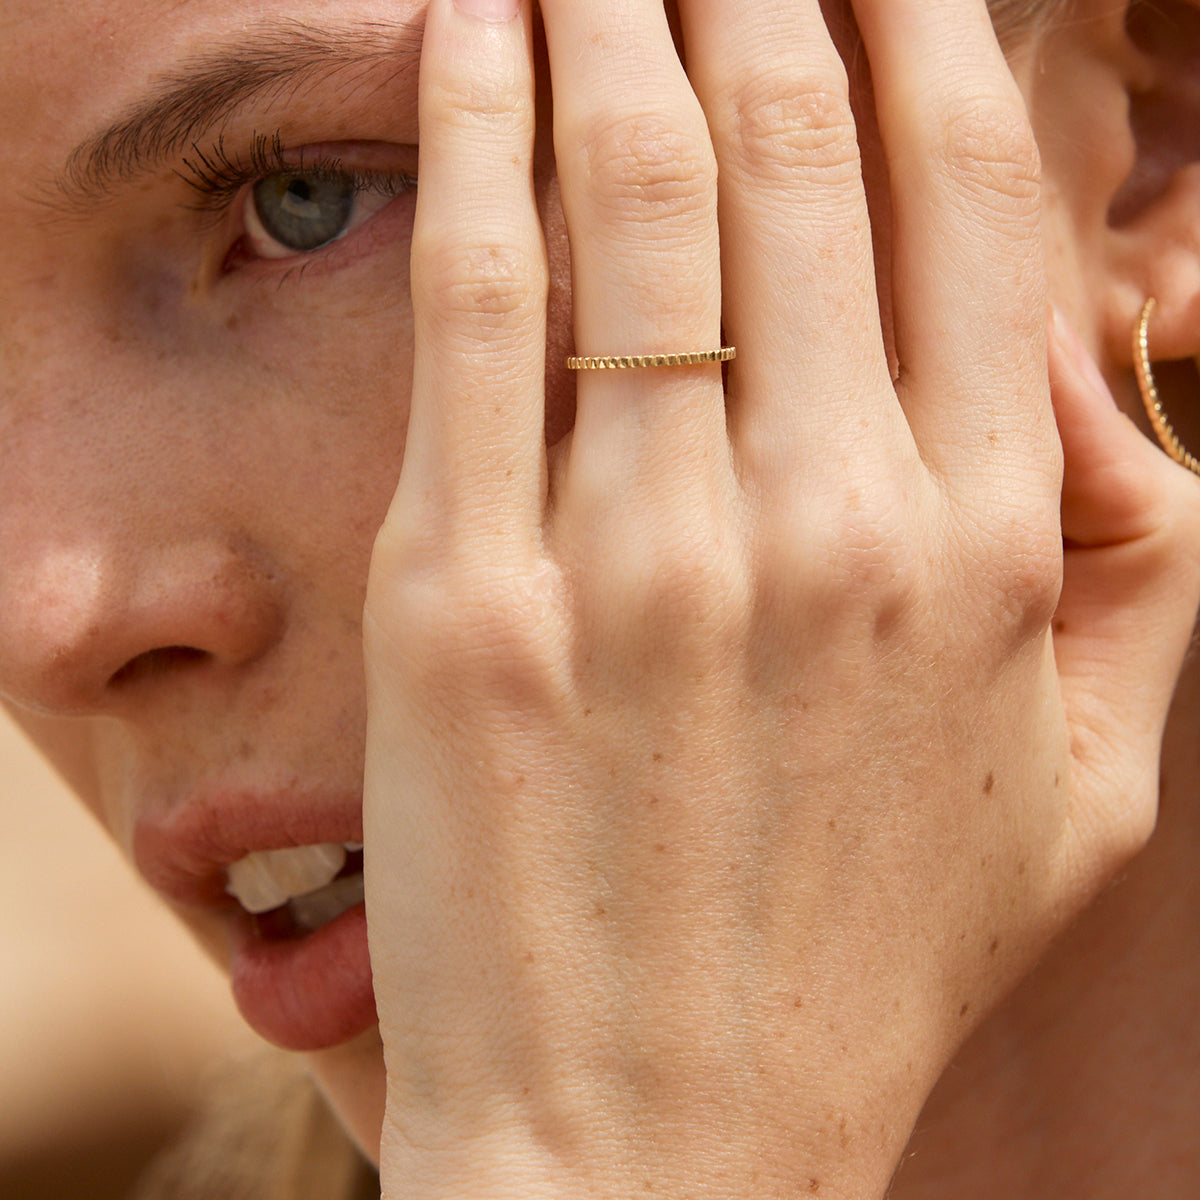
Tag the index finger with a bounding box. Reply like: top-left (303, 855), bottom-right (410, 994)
top-left (387, 0), bottom-right (546, 557)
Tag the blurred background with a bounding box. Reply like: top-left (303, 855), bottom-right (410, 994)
top-left (0, 711), bottom-right (258, 1199)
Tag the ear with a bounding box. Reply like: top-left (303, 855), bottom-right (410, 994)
top-left (1014, 0), bottom-right (1200, 396)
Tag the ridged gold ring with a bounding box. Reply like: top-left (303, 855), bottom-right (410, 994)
top-left (566, 347), bottom-right (736, 371)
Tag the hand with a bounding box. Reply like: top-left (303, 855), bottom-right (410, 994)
top-left (361, 0), bottom-right (1200, 1197)
top-left (1047, 305), bottom-right (1200, 889)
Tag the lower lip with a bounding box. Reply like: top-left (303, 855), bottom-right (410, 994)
top-left (229, 901), bottom-right (377, 1051)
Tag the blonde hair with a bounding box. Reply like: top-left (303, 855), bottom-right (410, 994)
top-left (987, 0), bottom-right (1067, 44)
top-left (131, 1050), bottom-right (378, 1200)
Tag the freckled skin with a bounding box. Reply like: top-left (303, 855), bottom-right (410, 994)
top-left (5, 0), bottom-right (1200, 1194)
top-left (1, 0), bottom-right (469, 1156)
top-left (0, 0), bottom-right (582, 1153)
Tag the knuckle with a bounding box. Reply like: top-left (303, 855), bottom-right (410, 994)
top-left (814, 499), bottom-right (914, 624)
top-left (604, 523), bottom-right (749, 663)
top-left (714, 70), bottom-right (861, 187)
top-left (999, 549), bottom-right (1062, 639)
top-left (970, 501), bottom-right (1064, 640)
top-left (369, 503), bottom-right (449, 592)
top-left (934, 98), bottom-right (1042, 215)
top-left (412, 237), bottom-right (546, 334)
top-left (368, 558), bottom-right (563, 707)
top-left (1112, 456), bottom-right (1172, 532)
top-left (757, 475), bottom-right (917, 637)
top-left (1093, 449), bottom-right (1179, 548)
top-left (425, 62), bottom-right (532, 141)
top-left (574, 111), bottom-right (716, 223)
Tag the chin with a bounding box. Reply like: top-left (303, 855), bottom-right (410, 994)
top-left (305, 1025), bottom-right (388, 1167)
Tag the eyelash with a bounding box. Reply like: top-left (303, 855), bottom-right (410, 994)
top-left (179, 130), bottom-right (416, 224)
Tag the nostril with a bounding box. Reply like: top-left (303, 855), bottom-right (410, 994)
top-left (109, 645), bottom-right (211, 689)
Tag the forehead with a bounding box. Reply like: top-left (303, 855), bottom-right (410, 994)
top-left (0, 0), bottom-right (427, 183)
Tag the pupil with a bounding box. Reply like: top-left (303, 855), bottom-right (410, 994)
top-left (252, 172), bottom-right (356, 252)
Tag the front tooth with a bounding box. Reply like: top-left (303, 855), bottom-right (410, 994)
top-left (226, 843), bottom-right (347, 914)
top-left (288, 873), bottom-right (366, 933)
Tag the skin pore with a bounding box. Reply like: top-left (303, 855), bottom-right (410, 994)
top-left (1, 0), bottom-right (1199, 1194)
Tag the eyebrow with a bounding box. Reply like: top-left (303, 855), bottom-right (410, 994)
top-left (57, 20), bottom-right (423, 204)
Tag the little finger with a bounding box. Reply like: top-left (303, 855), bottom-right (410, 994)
top-left (853, 0), bottom-right (1054, 486)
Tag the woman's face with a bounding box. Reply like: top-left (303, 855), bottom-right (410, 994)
top-left (0, 0), bottom-right (535, 1155)
top-left (0, 0), bottom-right (1159, 1168)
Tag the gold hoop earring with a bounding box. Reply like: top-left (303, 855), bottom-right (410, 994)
top-left (1134, 297), bottom-right (1200, 477)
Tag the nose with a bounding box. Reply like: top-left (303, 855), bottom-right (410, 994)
top-left (0, 233), bottom-right (294, 717)
top-left (0, 529), bottom-right (285, 716)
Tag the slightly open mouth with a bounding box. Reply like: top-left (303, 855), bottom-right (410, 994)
top-left (225, 842), bottom-right (365, 940)
top-left (250, 849), bottom-right (364, 940)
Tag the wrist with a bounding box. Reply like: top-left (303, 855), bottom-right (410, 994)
top-left (378, 1075), bottom-right (923, 1200)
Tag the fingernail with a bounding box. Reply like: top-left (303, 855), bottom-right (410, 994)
top-left (454, 0), bottom-right (519, 21)
top-left (1052, 304), bottom-right (1118, 409)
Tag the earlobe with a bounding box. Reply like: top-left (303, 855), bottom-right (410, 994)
top-left (1102, 162), bottom-right (1200, 369)
top-left (1101, 150), bottom-right (1200, 466)
top-left (1096, 0), bottom-right (1200, 367)
top-left (1016, 0), bottom-right (1200, 449)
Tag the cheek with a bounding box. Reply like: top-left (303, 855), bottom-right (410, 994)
top-left (3, 704), bottom-right (104, 820)
top-left (213, 252), bottom-right (416, 415)
top-left (197, 259), bottom-right (417, 530)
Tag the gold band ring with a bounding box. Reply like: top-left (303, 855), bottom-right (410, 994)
top-left (566, 347), bottom-right (736, 371)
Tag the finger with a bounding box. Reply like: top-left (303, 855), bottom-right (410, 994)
top-left (853, 0), bottom-right (1054, 483)
top-left (1048, 308), bottom-right (1200, 896)
top-left (387, 0), bottom-right (546, 555)
top-left (679, 0), bottom-right (909, 480)
top-left (540, 0), bottom-right (727, 492)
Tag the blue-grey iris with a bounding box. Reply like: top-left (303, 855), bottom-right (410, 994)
top-left (251, 173), bottom-right (356, 253)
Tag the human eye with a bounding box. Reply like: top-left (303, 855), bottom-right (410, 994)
top-left (243, 166), bottom-right (406, 259)
top-left (181, 132), bottom-right (417, 268)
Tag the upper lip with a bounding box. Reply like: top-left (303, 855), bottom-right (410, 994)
top-left (132, 788), bottom-right (364, 910)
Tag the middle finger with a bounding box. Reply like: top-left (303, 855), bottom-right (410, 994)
top-left (680, 0), bottom-right (911, 482)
